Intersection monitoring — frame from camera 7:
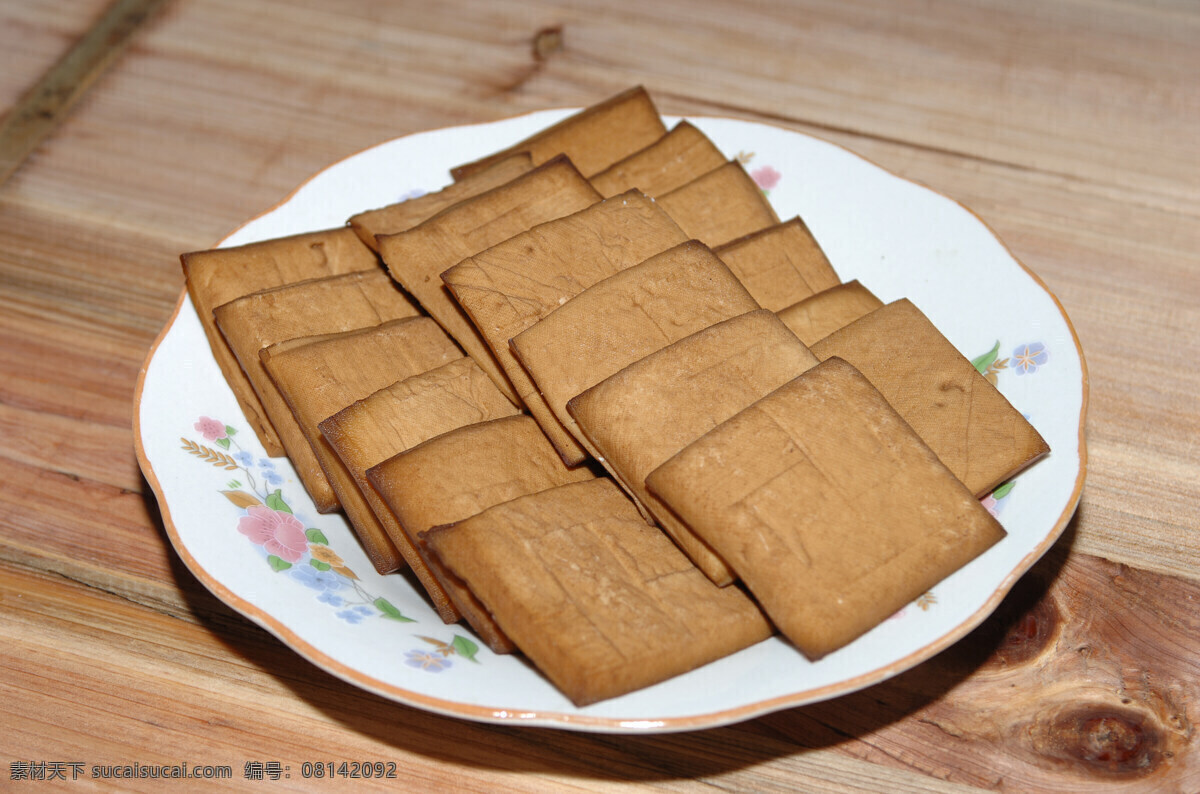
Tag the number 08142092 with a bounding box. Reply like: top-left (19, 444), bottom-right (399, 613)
top-left (299, 761), bottom-right (398, 779)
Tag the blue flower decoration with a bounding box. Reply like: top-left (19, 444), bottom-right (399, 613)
top-left (263, 469), bottom-right (283, 486)
top-left (405, 650), bottom-right (452, 672)
top-left (1011, 342), bottom-right (1048, 375)
top-left (337, 608), bottom-right (367, 624)
top-left (234, 451), bottom-right (255, 467)
top-left (318, 591), bottom-right (344, 607)
top-left (291, 565), bottom-right (344, 592)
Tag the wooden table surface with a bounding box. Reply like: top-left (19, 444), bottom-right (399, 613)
top-left (3, 0), bottom-right (1198, 790)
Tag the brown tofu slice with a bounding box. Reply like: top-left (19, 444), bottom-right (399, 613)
top-left (441, 190), bottom-right (689, 465)
top-left (260, 318), bottom-right (461, 573)
top-left (810, 299), bottom-right (1050, 496)
top-left (424, 478), bottom-right (772, 706)
top-left (656, 161), bottom-right (779, 247)
top-left (367, 415), bottom-right (596, 653)
top-left (567, 310), bottom-right (819, 585)
top-left (777, 280), bottom-right (883, 345)
top-left (182, 227), bottom-right (380, 454)
top-left (713, 216), bottom-right (841, 311)
top-left (377, 157), bottom-right (602, 405)
top-left (509, 241), bottom-right (760, 470)
top-left (588, 121), bottom-right (727, 198)
top-left (646, 357), bottom-right (1007, 660)
top-left (318, 357), bottom-right (520, 621)
top-left (347, 153), bottom-right (534, 252)
top-left (449, 85), bottom-right (667, 180)
top-left (212, 270), bottom-right (421, 509)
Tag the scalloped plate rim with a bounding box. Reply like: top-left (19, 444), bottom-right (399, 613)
top-left (134, 108), bottom-right (1088, 733)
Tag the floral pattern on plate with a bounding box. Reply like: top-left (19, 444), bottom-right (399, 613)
top-left (972, 339), bottom-right (1049, 516)
top-left (181, 416), bottom-right (482, 666)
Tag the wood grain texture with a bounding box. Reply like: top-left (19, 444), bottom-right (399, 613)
top-left (0, 0), bottom-right (169, 184)
top-left (755, 533), bottom-right (1200, 791)
top-left (0, 0), bottom-right (116, 113)
top-left (3, 0), bottom-right (1197, 789)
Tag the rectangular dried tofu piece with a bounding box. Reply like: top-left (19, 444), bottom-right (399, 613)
top-left (260, 318), bottom-right (461, 573)
top-left (423, 479), bottom-right (772, 706)
top-left (510, 241), bottom-right (760, 470)
top-left (182, 227), bottom-right (380, 454)
top-left (367, 415), bottom-right (595, 653)
top-left (588, 121), bottom-right (727, 198)
top-left (656, 161), bottom-right (779, 247)
top-left (810, 299), bottom-right (1050, 496)
top-left (567, 310), bottom-right (819, 585)
top-left (318, 357), bottom-right (520, 621)
top-left (377, 157), bottom-right (602, 405)
top-left (646, 357), bottom-right (1006, 660)
top-left (213, 270), bottom-right (421, 508)
top-left (714, 217), bottom-right (841, 311)
top-left (442, 190), bottom-right (689, 465)
top-left (777, 280), bottom-right (883, 345)
top-left (347, 153), bottom-right (534, 251)
top-left (449, 85), bottom-right (667, 180)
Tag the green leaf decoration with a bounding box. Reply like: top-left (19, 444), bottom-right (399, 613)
top-left (225, 425), bottom-right (238, 436)
top-left (992, 480), bottom-right (1016, 500)
top-left (267, 555), bottom-right (292, 572)
top-left (452, 635), bottom-right (481, 663)
top-left (305, 528), bottom-right (329, 545)
top-left (375, 597), bottom-right (415, 622)
top-left (227, 479), bottom-right (241, 489)
top-left (216, 437), bottom-right (231, 450)
top-left (266, 489), bottom-right (292, 514)
top-left (309, 559), bottom-right (331, 571)
top-left (971, 341), bottom-right (1000, 375)
top-left (221, 490), bottom-right (262, 509)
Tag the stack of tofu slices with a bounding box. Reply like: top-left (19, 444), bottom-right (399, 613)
top-left (183, 86), bottom-right (1049, 707)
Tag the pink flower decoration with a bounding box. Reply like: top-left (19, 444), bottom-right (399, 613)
top-left (238, 505), bottom-right (307, 562)
top-left (194, 416), bottom-right (227, 441)
top-left (981, 494), bottom-right (999, 517)
top-left (751, 165), bottom-right (781, 191)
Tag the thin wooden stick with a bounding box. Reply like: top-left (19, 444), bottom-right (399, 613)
top-left (0, 0), bottom-right (169, 186)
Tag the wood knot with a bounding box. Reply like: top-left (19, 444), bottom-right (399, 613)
top-left (533, 26), bottom-right (563, 61)
top-left (1042, 708), bottom-right (1162, 776)
top-left (968, 576), bottom-right (1060, 670)
top-left (992, 597), bottom-right (1059, 666)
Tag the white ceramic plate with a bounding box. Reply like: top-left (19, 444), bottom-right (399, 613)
top-left (135, 110), bottom-right (1087, 733)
